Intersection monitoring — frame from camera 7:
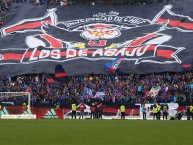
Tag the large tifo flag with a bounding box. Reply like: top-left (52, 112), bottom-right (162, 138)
top-left (0, 1), bottom-right (193, 76)
top-left (153, 5), bottom-right (193, 31)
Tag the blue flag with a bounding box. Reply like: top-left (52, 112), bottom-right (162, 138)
top-left (105, 57), bottom-right (124, 73)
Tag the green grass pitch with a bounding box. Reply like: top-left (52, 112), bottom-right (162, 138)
top-left (0, 119), bottom-right (192, 145)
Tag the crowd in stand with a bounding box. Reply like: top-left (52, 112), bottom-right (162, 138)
top-left (59, 0), bottom-right (178, 6)
top-left (0, 0), bottom-right (11, 26)
top-left (32, 0), bottom-right (181, 6)
top-left (0, 71), bottom-right (193, 104)
top-left (0, 0), bottom-right (180, 26)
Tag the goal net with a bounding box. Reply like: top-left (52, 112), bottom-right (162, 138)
top-left (0, 92), bottom-right (36, 119)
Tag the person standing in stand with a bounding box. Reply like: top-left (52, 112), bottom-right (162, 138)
top-left (90, 104), bottom-right (95, 119)
top-left (120, 103), bottom-right (126, 119)
top-left (96, 102), bottom-right (101, 119)
top-left (156, 103), bottom-right (161, 120)
top-left (71, 102), bottom-right (77, 119)
top-left (190, 106), bottom-right (193, 120)
top-left (141, 103), bottom-right (147, 120)
top-left (99, 103), bottom-right (104, 119)
top-left (95, 102), bottom-right (99, 119)
top-left (186, 106), bottom-right (190, 120)
top-left (152, 103), bottom-right (157, 120)
top-left (93, 102), bottom-right (97, 119)
top-left (162, 103), bottom-right (169, 120)
top-left (0, 104), bottom-right (2, 118)
top-left (79, 102), bottom-right (86, 119)
top-left (23, 102), bottom-right (29, 114)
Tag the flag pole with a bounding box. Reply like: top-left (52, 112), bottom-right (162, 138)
top-left (151, 5), bottom-right (173, 24)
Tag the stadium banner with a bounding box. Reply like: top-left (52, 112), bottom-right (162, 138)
top-left (0, 106), bottom-right (187, 119)
top-left (1, 115), bottom-right (36, 119)
top-left (0, 1), bottom-right (193, 76)
top-left (136, 102), bottom-right (179, 118)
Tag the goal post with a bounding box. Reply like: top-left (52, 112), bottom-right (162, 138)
top-left (0, 92), bottom-right (36, 119)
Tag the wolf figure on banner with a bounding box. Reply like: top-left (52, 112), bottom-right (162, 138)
top-left (0, 5), bottom-right (193, 66)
